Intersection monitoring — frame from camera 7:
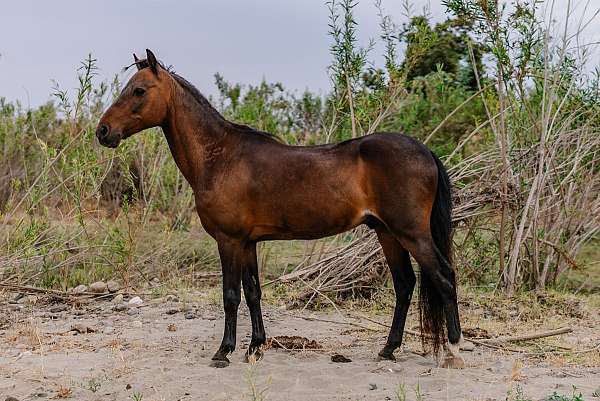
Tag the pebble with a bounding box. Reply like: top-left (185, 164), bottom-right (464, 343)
top-left (128, 296), bottom-right (143, 307)
top-left (127, 308), bottom-right (140, 316)
top-left (107, 280), bottom-right (120, 293)
top-left (167, 323), bottom-right (177, 332)
top-left (166, 308), bottom-right (179, 315)
top-left (103, 326), bottom-right (115, 334)
top-left (18, 295), bottom-right (38, 305)
top-left (165, 294), bottom-right (179, 302)
top-left (10, 293), bottom-right (24, 303)
top-left (71, 324), bottom-right (96, 334)
top-left (5, 396), bottom-right (19, 401)
top-left (184, 311), bottom-right (197, 320)
top-left (369, 383), bottom-right (377, 390)
top-left (89, 281), bottom-right (108, 293)
top-left (113, 304), bottom-right (129, 312)
top-left (71, 284), bottom-right (88, 294)
top-left (8, 304), bottom-right (23, 312)
top-left (49, 305), bottom-right (68, 313)
top-left (132, 320), bottom-right (143, 328)
top-left (112, 294), bottom-right (124, 304)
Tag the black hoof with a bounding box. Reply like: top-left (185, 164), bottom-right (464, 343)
top-left (210, 358), bottom-right (230, 368)
top-left (377, 350), bottom-right (396, 362)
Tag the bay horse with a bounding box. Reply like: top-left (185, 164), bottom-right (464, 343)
top-left (96, 49), bottom-right (465, 368)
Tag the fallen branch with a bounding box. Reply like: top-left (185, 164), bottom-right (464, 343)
top-left (477, 327), bottom-right (573, 344)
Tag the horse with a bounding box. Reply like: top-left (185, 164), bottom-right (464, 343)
top-left (96, 49), bottom-right (466, 368)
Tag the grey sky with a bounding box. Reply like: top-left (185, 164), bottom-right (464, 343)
top-left (0, 1), bottom-right (596, 108)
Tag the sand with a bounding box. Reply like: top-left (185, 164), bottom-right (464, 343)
top-left (1, 297), bottom-right (599, 401)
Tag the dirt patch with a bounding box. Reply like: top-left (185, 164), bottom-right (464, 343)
top-left (265, 335), bottom-right (322, 350)
top-left (0, 293), bottom-right (599, 401)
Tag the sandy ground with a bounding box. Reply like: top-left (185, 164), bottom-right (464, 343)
top-left (1, 294), bottom-right (599, 401)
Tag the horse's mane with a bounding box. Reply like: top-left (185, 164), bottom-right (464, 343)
top-left (127, 58), bottom-right (279, 142)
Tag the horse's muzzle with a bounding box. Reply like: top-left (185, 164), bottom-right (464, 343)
top-left (96, 124), bottom-right (121, 148)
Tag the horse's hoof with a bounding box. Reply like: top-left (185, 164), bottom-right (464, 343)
top-left (210, 359), bottom-right (230, 368)
top-left (245, 348), bottom-right (264, 364)
top-left (441, 355), bottom-right (465, 369)
top-left (377, 351), bottom-right (396, 362)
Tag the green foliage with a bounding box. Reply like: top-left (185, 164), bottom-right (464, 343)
top-left (0, 0), bottom-right (598, 295)
top-left (506, 385), bottom-right (585, 401)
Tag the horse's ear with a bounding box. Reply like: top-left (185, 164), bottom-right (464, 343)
top-left (133, 53), bottom-right (143, 71)
top-left (146, 49), bottom-right (158, 74)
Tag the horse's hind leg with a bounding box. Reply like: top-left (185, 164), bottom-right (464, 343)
top-left (376, 228), bottom-right (416, 361)
top-left (398, 230), bottom-right (464, 368)
top-left (241, 242), bottom-right (266, 363)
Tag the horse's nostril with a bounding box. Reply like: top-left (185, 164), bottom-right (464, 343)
top-left (97, 124), bottom-right (109, 138)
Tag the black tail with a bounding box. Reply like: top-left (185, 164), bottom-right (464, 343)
top-left (419, 151), bottom-right (455, 354)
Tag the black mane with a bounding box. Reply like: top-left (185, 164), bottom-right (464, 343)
top-left (129, 58), bottom-right (279, 142)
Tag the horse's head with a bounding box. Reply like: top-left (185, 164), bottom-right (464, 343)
top-left (96, 49), bottom-right (171, 148)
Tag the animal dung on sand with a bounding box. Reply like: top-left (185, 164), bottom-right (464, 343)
top-left (264, 335), bottom-right (322, 350)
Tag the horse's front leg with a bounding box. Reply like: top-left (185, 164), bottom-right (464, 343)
top-left (211, 236), bottom-right (243, 368)
top-left (242, 242), bottom-right (266, 363)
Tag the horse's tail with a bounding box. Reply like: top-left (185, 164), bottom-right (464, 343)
top-left (419, 151), bottom-right (454, 354)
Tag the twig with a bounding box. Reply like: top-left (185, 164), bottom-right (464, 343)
top-left (477, 327), bottom-right (573, 344)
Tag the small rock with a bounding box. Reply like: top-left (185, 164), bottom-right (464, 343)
top-left (8, 304), bottom-right (23, 312)
top-left (71, 284), bottom-right (88, 294)
top-left (127, 308), bottom-right (140, 316)
top-left (103, 326), bottom-right (115, 334)
top-left (112, 294), bottom-right (124, 304)
top-left (165, 294), bottom-right (179, 302)
top-left (33, 392), bottom-right (48, 398)
top-left (10, 292), bottom-right (24, 303)
top-left (16, 350), bottom-right (32, 359)
top-left (128, 296), bottom-right (143, 307)
top-left (5, 396), bottom-right (20, 401)
top-left (592, 386), bottom-right (600, 398)
top-left (89, 281), bottom-right (108, 293)
top-left (184, 311), bottom-right (197, 320)
top-left (125, 384), bottom-right (132, 390)
top-left (106, 280), bottom-right (120, 293)
top-left (167, 323), bottom-right (177, 332)
top-left (166, 308), bottom-right (179, 315)
top-left (132, 320), bottom-right (143, 328)
top-left (113, 303), bottom-right (128, 312)
top-left (71, 324), bottom-right (96, 334)
top-left (19, 295), bottom-right (38, 305)
top-left (49, 305), bottom-right (67, 313)
top-left (369, 383), bottom-right (377, 390)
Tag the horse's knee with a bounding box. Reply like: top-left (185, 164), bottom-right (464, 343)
top-left (223, 288), bottom-right (240, 313)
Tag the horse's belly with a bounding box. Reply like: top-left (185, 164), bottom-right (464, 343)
top-left (249, 200), bottom-right (366, 241)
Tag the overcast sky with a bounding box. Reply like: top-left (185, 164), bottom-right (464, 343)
top-left (0, 0), bottom-right (597, 108)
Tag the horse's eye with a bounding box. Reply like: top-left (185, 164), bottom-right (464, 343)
top-left (134, 87), bottom-right (146, 96)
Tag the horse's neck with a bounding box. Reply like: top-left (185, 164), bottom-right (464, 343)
top-left (162, 93), bottom-right (233, 189)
